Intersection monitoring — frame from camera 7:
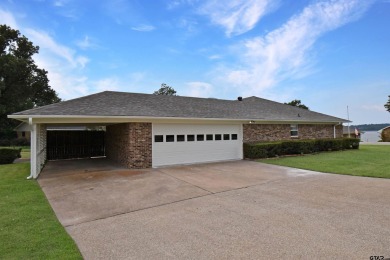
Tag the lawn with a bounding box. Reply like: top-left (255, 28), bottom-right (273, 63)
top-left (20, 147), bottom-right (30, 159)
top-left (0, 162), bottom-right (82, 259)
top-left (258, 145), bottom-right (390, 178)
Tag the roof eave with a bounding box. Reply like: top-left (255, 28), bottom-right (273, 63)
top-left (8, 114), bottom-right (349, 124)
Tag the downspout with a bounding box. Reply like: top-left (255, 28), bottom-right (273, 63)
top-left (27, 118), bottom-right (34, 180)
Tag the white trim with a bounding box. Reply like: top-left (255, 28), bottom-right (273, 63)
top-left (8, 114), bottom-right (347, 125)
top-left (30, 124), bottom-right (37, 179)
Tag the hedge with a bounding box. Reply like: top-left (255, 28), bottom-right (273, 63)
top-left (0, 148), bottom-right (22, 164)
top-left (244, 138), bottom-right (360, 159)
top-left (0, 137), bottom-right (30, 147)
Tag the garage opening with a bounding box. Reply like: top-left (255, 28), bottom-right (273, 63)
top-left (47, 129), bottom-right (105, 160)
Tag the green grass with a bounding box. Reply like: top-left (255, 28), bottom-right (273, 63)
top-left (20, 148), bottom-right (30, 159)
top-left (258, 145), bottom-right (390, 178)
top-left (0, 162), bottom-right (82, 259)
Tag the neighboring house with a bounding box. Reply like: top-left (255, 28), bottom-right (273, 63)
top-left (15, 122), bottom-right (32, 140)
top-left (378, 126), bottom-right (390, 142)
top-left (8, 91), bottom-right (348, 178)
top-left (342, 126), bottom-right (361, 139)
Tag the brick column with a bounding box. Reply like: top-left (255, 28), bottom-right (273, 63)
top-left (106, 123), bottom-right (152, 168)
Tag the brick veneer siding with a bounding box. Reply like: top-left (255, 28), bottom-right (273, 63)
top-left (243, 124), bottom-right (343, 142)
top-left (106, 123), bottom-right (152, 168)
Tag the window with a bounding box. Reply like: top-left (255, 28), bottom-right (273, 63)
top-left (177, 135), bottom-right (185, 142)
top-left (231, 134), bottom-right (237, 140)
top-left (166, 135), bottom-right (175, 142)
top-left (154, 135), bottom-right (163, 142)
top-left (290, 124), bottom-right (298, 137)
top-left (187, 134), bottom-right (195, 141)
top-left (215, 134), bottom-right (222, 141)
top-left (223, 134), bottom-right (230, 140)
top-left (197, 134), bottom-right (204, 141)
top-left (206, 134), bottom-right (213, 141)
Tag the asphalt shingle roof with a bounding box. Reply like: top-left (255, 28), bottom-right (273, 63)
top-left (12, 91), bottom-right (348, 123)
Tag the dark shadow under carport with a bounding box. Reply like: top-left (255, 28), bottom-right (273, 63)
top-left (39, 158), bottom-right (125, 178)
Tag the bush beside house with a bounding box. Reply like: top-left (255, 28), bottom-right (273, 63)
top-left (0, 148), bottom-right (22, 164)
top-left (244, 138), bottom-right (359, 159)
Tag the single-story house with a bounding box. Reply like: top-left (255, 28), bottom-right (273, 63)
top-left (342, 126), bottom-right (360, 139)
top-left (8, 91), bottom-right (348, 179)
top-left (15, 122), bottom-right (32, 140)
top-left (378, 126), bottom-right (390, 142)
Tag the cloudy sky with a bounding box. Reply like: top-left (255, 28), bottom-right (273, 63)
top-left (1, 0), bottom-right (389, 124)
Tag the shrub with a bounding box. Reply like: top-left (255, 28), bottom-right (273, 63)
top-left (0, 139), bottom-right (11, 146)
top-left (243, 142), bottom-right (282, 159)
top-left (280, 140), bottom-right (316, 155)
top-left (11, 137), bottom-right (31, 146)
top-left (244, 138), bottom-right (360, 159)
top-left (0, 148), bottom-right (22, 164)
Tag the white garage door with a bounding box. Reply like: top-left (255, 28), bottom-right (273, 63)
top-left (152, 123), bottom-right (242, 167)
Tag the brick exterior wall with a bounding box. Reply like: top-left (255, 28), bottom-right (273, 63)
top-left (106, 123), bottom-right (152, 168)
top-left (243, 124), bottom-right (343, 143)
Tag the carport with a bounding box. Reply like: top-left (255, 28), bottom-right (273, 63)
top-left (13, 117), bottom-right (139, 179)
top-left (30, 121), bottom-right (109, 179)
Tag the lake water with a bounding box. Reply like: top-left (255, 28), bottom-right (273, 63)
top-left (360, 131), bottom-right (381, 143)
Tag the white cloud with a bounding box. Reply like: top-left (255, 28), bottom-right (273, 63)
top-left (362, 104), bottom-right (386, 112)
top-left (0, 8), bottom-right (91, 99)
top-left (167, 0), bottom-right (197, 10)
top-left (131, 24), bottom-right (156, 32)
top-left (0, 8), bottom-right (19, 29)
top-left (198, 0), bottom-right (279, 37)
top-left (76, 35), bottom-right (97, 50)
top-left (217, 0), bottom-right (375, 97)
top-left (54, 0), bottom-right (69, 7)
top-left (209, 54), bottom-right (222, 60)
top-left (25, 28), bottom-right (89, 68)
top-left (184, 82), bottom-right (214, 97)
top-left (94, 78), bottom-right (120, 92)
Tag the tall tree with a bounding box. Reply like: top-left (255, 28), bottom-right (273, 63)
top-left (153, 83), bottom-right (177, 96)
top-left (385, 95), bottom-right (390, 113)
top-left (284, 99), bottom-right (309, 110)
top-left (0, 24), bottom-right (61, 139)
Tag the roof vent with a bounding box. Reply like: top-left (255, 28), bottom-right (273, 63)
top-left (237, 96), bottom-right (243, 101)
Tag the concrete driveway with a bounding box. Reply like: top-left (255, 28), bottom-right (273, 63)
top-left (39, 159), bottom-right (390, 259)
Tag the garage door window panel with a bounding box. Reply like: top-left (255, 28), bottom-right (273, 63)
top-left (223, 134), bottom-right (230, 140)
top-left (215, 134), bottom-right (222, 140)
top-left (166, 135), bottom-right (175, 142)
top-left (197, 134), bottom-right (204, 141)
top-left (232, 134), bottom-right (238, 140)
top-left (206, 134), bottom-right (213, 141)
top-left (187, 135), bottom-right (195, 141)
top-left (177, 135), bottom-right (185, 142)
top-left (155, 135), bottom-right (164, 142)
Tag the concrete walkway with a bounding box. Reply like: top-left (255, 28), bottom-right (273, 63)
top-left (360, 142), bottom-right (390, 145)
top-left (39, 159), bottom-right (390, 259)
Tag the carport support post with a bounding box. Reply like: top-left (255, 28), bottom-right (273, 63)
top-left (29, 122), bottom-right (37, 179)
